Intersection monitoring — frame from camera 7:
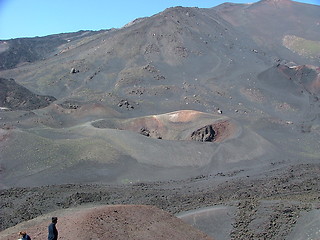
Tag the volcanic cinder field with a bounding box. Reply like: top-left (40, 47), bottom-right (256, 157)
top-left (1, 0), bottom-right (320, 239)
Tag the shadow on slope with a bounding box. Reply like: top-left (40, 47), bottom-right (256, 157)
top-left (0, 78), bottom-right (56, 111)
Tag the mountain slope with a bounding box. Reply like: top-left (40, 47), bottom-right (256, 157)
top-left (1, 1), bottom-right (320, 239)
top-left (214, 0), bottom-right (320, 64)
top-left (0, 31), bottom-right (106, 70)
top-left (0, 0), bottom-right (319, 188)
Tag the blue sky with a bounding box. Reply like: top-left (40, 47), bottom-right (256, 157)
top-left (0, 0), bottom-right (319, 39)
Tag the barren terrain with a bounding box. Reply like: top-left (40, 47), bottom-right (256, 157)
top-left (1, 0), bottom-right (319, 239)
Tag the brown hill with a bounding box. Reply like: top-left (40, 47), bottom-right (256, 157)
top-left (0, 205), bottom-right (214, 240)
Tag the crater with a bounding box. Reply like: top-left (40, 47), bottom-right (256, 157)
top-left (92, 110), bottom-right (238, 143)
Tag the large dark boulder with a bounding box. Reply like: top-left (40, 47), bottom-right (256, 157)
top-left (190, 125), bottom-right (216, 142)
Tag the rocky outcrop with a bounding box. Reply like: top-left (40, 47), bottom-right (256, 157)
top-left (59, 101), bottom-right (81, 109)
top-left (139, 127), bottom-right (150, 136)
top-left (139, 127), bottom-right (162, 139)
top-left (118, 99), bottom-right (134, 110)
top-left (190, 125), bottom-right (216, 142)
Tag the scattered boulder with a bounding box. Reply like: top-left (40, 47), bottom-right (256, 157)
top-left (140, 127), bottom-right (150, 137)
top-left (118, 99), bottom-right (134, 110)
top-left (59, 101), bottom-right (81, 110)
top-left (70, 67), bottom-right (79, 74)
top-left (139, 127), bottom-right (162, 139)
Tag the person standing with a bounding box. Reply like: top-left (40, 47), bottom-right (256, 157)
top-left (48, 217), bottom-right (58, 240)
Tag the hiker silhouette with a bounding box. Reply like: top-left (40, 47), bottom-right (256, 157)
top-left (48, 217), bottom-right (58, 240)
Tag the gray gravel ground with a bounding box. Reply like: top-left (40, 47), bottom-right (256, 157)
top-left (1, 162), bottom-right (319, 239)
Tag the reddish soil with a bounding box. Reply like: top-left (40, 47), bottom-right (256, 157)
top-left (0, 205), bottom-right (214, 240)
